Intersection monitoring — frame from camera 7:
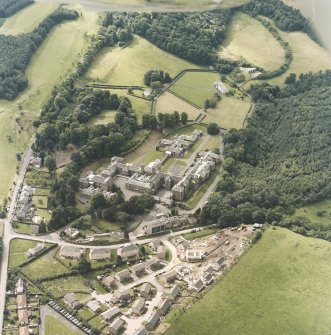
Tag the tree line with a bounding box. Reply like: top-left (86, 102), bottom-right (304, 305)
top-left (199, 71), bottom-right (331, 241)
top-left (0, 7), bottom-right (78, 100)
top-left (0, 0), bottom-right (33, 18)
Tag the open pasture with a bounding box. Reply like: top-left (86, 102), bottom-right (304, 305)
top-left (219, 12), bottom-right (285, 71)
top-left (0, 2), bottom-right (57, 35)
top-left (156, 91), bottom-right (201, 121)
top-left (166, 228), bottom-right (331, 335)
top-left (204, 96), bottom-right (251, 129)
top-left (169, 71), bottom-right (221, 109)
top-left (85, 36), bottom-right (201, 86)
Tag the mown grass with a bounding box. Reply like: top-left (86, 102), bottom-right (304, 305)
top-left (85, 35), bottom-right (201, 86)
top-left (32, 195), bottom-right (48, 209)
top-left (201, 135), bottom-right (220, 151)
top-left (156, 91), bottom-right (201, 121)
top-left (0, 3), bottom-right (57, 35)
top-left (184, 228), bottom-right (218, 241)
top-left (9, 239), bottom-right (39, 268)
top-left (169, 72), bottom-right (221, 108)
top-left (292, 199), bottom-right (331, 227)
top-left (166, 228), bottom-right (331, 335)
top-left (204, 95), bottom-right (251, 129)
top-left (45, 315), bottom-right (79, 335)
top-left (219, 12), bottom-right (285, 71)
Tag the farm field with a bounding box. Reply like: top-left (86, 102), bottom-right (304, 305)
top-left (292, 199), bottom-right (331, 227)
top-left (166, 228), bottom-right (331, 335)
top-left (219, 12), bottom-right (285, 71)
top-left (169, 72), bottom-right (221, 109)
top-left (0, 6), bottom-right (98, 204)
top-left (45, 315), bottom-right (80, 335)
top-left (156, 91), bottom-right (201, 121)
top-left (204, 96), bottom-right (251, 129)
top-left (85, 36), bottom-right (201, 86)
top-left (0, 2), bottom-right (57, 35)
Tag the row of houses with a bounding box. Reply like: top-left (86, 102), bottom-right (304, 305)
top-left (15, 278), bottom-right (32, 335)
top-left (141, 215), bottom-right (189, 236)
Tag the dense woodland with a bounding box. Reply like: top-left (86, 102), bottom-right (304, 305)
top-left (243, 0), bottom-right (319, 42)
top-left (0, 0), bottom-right (33, 18)
top-left (200, 71), bottom-right (331, 240)
top-left (0, 7), bottom-right (78, 100)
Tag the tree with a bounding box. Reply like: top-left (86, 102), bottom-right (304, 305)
top-left (285, 73), bottom-right (297, 85)
top-left (44, 156), bottom-right (56, 174)
top-left (90, 193), bottom-right (108, 211)
top-left (204, 99), bottom-right (210, 110)
top-left (181, 112), bottom-right (188, 125)
top-left (78, 258), bottom-right (91, 273)
top-left (207, 123), bottom-right (220, 135)
top-left (140, 245), bottom-right (146, 256)
top-left (116, 255), bottom-right (123, 265)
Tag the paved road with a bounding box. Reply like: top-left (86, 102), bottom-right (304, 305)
top-left (0, 145), bottom-right (33, 331)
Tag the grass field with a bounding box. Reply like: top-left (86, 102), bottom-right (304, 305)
top-left (184, 228), bottom-right (218, 241)
top-left (9, 239), bottom-right (39, 268)
top-left (45, 315), bottom-right (79, 335)
top-left (169, 72), bottom-right (221, 108)
top-left (33, 195), bottom-right (48, 209)
top-left (0, 6), bottom-right (98, 205)
top-left (201, 135), bottom-right (220, 151)
top-left (204, 96), bottom-right (251, 129)
top-left (0, 3), bottom-right (57, 35)
top-left (156, 91), bottom-right (201, 121)
top-left (85, 36), bottom-right (201, 86)
top-left (166, 228), bottom-right (331, 335)
top-left (292, 199), bottom-right (331, 227)
top-left (219, 12), bottom-right (285, 71)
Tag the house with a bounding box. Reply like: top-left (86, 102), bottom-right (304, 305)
top-left (64, 227), bottom-right (80, 240)
top-left (60, 246), bottom-right (83, 259)
top-left (16, 278), bottom-right (25, 294)
top-left (90, 248), bottom-right (111, 261)
top-left (133, 327), bottom-right (147, 335)
top-left (186, 249), bottom-right (204, 262)
top-left (102, 275), bottom-right (116, 288)
top-left (157, 245), bottom-right (167, 260)
top-left (131, 263), bottom-right (145, 276)
top-left (17, 294), bottom-right (27, 310)
top-left (204, 265), bottom-right (215, 275)
top-left (214, 81), bottom-right (229, 94)
top-left (157, 299), bottom-right (171, 316)
top-left (145, 312), bottom-right (160, 331)
top-left (150, 239), bottom-right (161, 251)
top-left (202, 272), bottom-right (213, 285)
top-left (19, 326), bottom-right (30, 335)
top-left (115, 269), bottom-right (131, 282)
top-left (168, 285), bottom-right (180, 300)
top-left (18, 309), bottom-right (29, 325)
top-left (215, 256), bottom-right (226, 269)
top-left (110, 289), bottom-right (132, 304)
top-left (86, 300), bottom-right (101, 314)
top-left (30, 156), bottom-right (42, 168)
top-left (100, 307), bottom-right (121, 321)
top-left (117, 244), bottom-right (139, 259)
top-left (64, 293), bottom-right (81, 309)
top-left (191, 279), bottom-right (205, 293)
top-left (131, 298), bottom-right (145, 316)
top-left (163, 270), bottom-right (177, 283)
top-left (109, 317), bottom-right (126, 335)
top-left (26, 243), bottom-right (44, 258)
top-left (145, 258), bottom-right (160, 271)
top-left (140, 282), bottom-right (152, 299)
top-left (30, 224), bottom-right (40, 235)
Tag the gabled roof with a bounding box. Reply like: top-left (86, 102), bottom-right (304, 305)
top-left (100, 307), bottom-right (121, 321)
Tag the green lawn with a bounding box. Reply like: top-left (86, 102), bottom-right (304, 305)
top-left (14, 223), bottom-right (31, 235)
top-left (45, 315), bottom-right (79, 335)
top-left (156, 91), bottom-right (201, 121)
top-left (9, 239), bottom-right (39, 268)
top-left (33, 195), bottom-right (48, 209)
top-left (34, 188), bottom-right (51, 196)
top-left (166, 228), bottom-right (331, 335)
top-left (85, 35), bottom-right (201, 86)
top-left (219, 12), bottom-right (285, 71)
top-left (204, 95), bottom-right (252, 129)
top-left (201, 136), bottom-right (220, 151)
top-left (183, 228), bottom-right (218, 241)
top-left (169, 72), bottom-right (221, 109)
top-left (292, 199), bottom-right (331, 227)
top-left (35, 209), bottom-right (52, 223)
top-left (0, 3), bottom-right (57, 35)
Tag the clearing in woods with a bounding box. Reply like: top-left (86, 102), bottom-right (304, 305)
top-left (0, 6), bottom-right (98, 204)
top-left (0, 2), bottom-right (58, 35)
top-left (204, 95), bottom-right (252, 129)
top-left (155, 91), bottom-right (201, 121)
top-left (169, 71), bottom-right (221, 109)
top-left (219, 12), bottom-right (285, 71)
top-left (165, 228), bottom-right (331, 335)
top-left (85, 36), bottom-right (201, 86)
